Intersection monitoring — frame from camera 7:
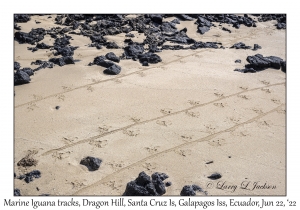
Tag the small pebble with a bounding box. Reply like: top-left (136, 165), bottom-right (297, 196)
top-left (55, 106), bottom-right (60, 110)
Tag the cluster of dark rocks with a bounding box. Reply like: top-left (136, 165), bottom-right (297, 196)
top-left (235, 54), bottom-right (286, 73)
top-left (15, 170), bottom-right (41, 183)
top-left (14, 14), bottom-right (286, 82)
top-left (123, 171), bottom-right (170, 196)
top-left (180, 185), bottom-right (207, 196)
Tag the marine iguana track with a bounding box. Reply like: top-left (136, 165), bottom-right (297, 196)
top-left (72, 103), bottom-right (284, 195)
top-left (15, 50), bottom-right (203, 108)
top-left (41, 82), bottom-right (284, 156)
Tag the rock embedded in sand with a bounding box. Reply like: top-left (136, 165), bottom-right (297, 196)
top-left (14, 62), bottom-right (21, 70)
top-left (235, 59), bottom-right (241, 63)
top-left (230, 42), bottom-right (251, 49)
top-left (103, 64), bottom-right (121, 75)
top-left (17, 155), bottom-right (38, 167)
top-left (14, 188), bottom-right (21, 196)
top-left (14, 14), bottom-right (31, 23)
top-left (245, 54), bottom-right (283, 70)
top-left (105, 52), bottom-right (120, 63)
top-left (18, 170), bottom-right (41, 183)
top-left (253, 44), bottom-right (262, 51)
top-left (49, 56), bottom-right (75, 66)
top-left (80, 156), bottom-right (102, 171)
top-left (14, 70), bottom-right (31, 85)
top-left (180, 185), bottom-right (206, 196)
top-left (123, 171), bottom-right (169, 196)
top-left (207, 173), bottom-right (222, 180)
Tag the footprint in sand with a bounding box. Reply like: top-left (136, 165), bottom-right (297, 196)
top-left (230, 130), bottom-right (250, 137)
top-left (61, 137), bottom-right (76, 145)
top-left (185, 110), bottom-right (200, 118)
top-left (32, 94), bottom-right (43, 100)
top-left (251, 107), bottom-right (264, 114)
top-left (276, 109), bottom-right (286, 114)
top-left (98, 125), bottom-right (111, 134)
top-left (208, 138), bottom-right (226, 147)
top-left (213, 102), bottom-right (225, 108)
top-left (114, 78), bottom-right (122, 83)
top-left (227, 116), bottom-right (241, 124)
top-left (27, 103), bottom-right (38, 111)
top-left (271, 98), bottom-right (281, 104)
top-left (180, 135), bottom-right (193, 142)
top-left (137, 71), bottom-right (146, 77)
top-left (261, 88), bottom-right (271, 93)
top-left (123, 129), bottom-right (140, 137)
top-left (142, 162), bottom-right (157, 171)
top-left (89, 139), bottom-right (108, 148)
top-left (62, 86), bottom-right (72, 91)
top-left (130, 117), bottom-right (141, 123)
top-left (237, 94), bottom-right (250, 100)
top-left (68, 180), bottom-right (85, 190)
top-left (56, 94), bottom-right (65, 101)
top-left (156, 120), bottom-right (172, 126)
top-left (214, 92), bottom-right (224, 98)
top-left (188, 100), bottom-right (201, 106)
top-left (87, 85), bottom-right (94, 92)
top-left (104, 181), bottom-right (122, 191)
top-left (52, 151), bottom-right (72, 161)
top-left (204, 124), bottom-right (217, 134)
top-left (175, 149), bottom-right (192, 157)
top-left (257, 120), bottom-right (271, 129)
top-left (160, 108), bottom-right (172, 115)
top-left (261, 80), bottom-right (270, 85)
top-left (106, 161), bottom-right (125, 170)
top-left (145, 146), bottom-right (160, 154)
top-left (239, 86), bottom-right (248, 90)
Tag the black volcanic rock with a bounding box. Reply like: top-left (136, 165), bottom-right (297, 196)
top-left (80, 156), bottom-right (102, 171)
top-left (180, 185), bottom-right (206, 196)
top-left (105, 52), bottom-right (120, 63)
top-left (123, 171), bottom-right (169, 196)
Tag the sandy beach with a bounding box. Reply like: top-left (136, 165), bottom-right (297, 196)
top-left (14, 14), bottom-right (286, 196)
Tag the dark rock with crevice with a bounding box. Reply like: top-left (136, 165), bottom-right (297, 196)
top-left (138, 52), bottom-right (162, 64)
top-left (235, 59), bottom-right (241, 63)
top-left (245, 54), bottom-right (283, 70)
top-left (103, 64), bottom-right (121, 75)
top-left (105, 52), bottom-right (120, 63)
top-left (14, 70), bottom-right (31, 85)
top-left (14, 28), bottom-right (46, 45)
top-left (230, 42), bottom-right (251, 49)
top-left (253, 44), bottom-right (262, 51)
top-left (17, 170), bottom-right (41, 183)
top-left (31, 60), bottom-right (54, 71)
top-left (281, 61), bottom-right (286, 73)
top-left (80, 156), bottom-right (102, 171)
top-left (190, 41), bottom-right (221, 49)
top-left (49, 56), bottom-right (75, 66)
top-left (14, 62), bottom-right (21, 70)
top-left (123, 171), bottom-right (169, 196)
top-left (180, 185), bottom-right (207, 196)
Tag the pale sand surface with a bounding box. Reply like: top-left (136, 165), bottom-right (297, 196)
top-left (14, 15), bottom-right (286, 196)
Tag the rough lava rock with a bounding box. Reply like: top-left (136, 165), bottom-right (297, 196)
top-left (207, 173), bottom-right (222, 180)
top-left (253, 44), bottom-right (262, 51)
top-left (17, 170), bottom-right (41, 183)
top-left (105, 52), bottom-right (120, 63)
top-left (14, 189), bottom-right (21, 196)
top-left (245, 54), bottom-right (283, 70)
top-left (180, 185), bottom-right (207, 196)
top-left (80, 156), bottom-right (102, 171)
top-left (230, 42), bottom-right (251, 49)
top-left (123, 171), bottom-right (169, 196)
top-left (49, 56), bottom-right (75, 66)
top-left (103, 64), bottom-right (121, 75)
top-left (14, 70), bottom-right (31, 85)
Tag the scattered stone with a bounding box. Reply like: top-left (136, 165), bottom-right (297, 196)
top-left (176, 14), bottom-right (194, 21)
top-left (230, 42), bottom-right (251, 49)
top-left (125, 33), bottom-right (135, 37)
top-left (103, 64), bottom-right (121, 75)
top-left (31, 60), bottom-right (54, 71)
top-left (80, 156), bottom-right (102, 171)
top-left (207, 173), bottom-right (222, 180)
top-left (245, 54), bottom-right (283, 70)
top-left (235, 59), bottom-right (241, 63)
top-left (14, 189), bottom-right (21, 196)
top-left (222, 27), bottom-right (231, 33)
top-left (55, 106), bottom-right (60, 110)
top-left (253, 44), bottom-right (262, 51)
top-left (14, 62), bottom-right (21, 70)
top-left (54, 46), bottom-right (78, 57)
top-left (165, 181), bottom-right (172, 187)
top-left (206, 161), bottom-right (214, 164)
top-left (124, 44), bottom-right (145, 59)
top-left (190, 41), bottom-right (221, 49)
top-left (14, 70), bottom-right (31, 85)
top-left (161, 45), bottom-right (184, 50)
top-left (281, 61), bottom-right (286, 73)
top-left (180, 185), bottom-right (207, 196)
top-left (89, 56), bottom-right (115, 68)
top-left (106, 42), bottom-right (119, 49)
top-left (234, 68), bottom-right (256, 73)
top-left (123, 171), bottom-right (169, 196)
top-left (105, 52), bottom-right (120, 63)
top-left (18, 170), bottom-right (41, 183)
top-left (49, 56), bottom-right (75, 66)
top-left (138, 52), bottom-right (162, 64)
top-left (14, 23), bottom-right (21, 30)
